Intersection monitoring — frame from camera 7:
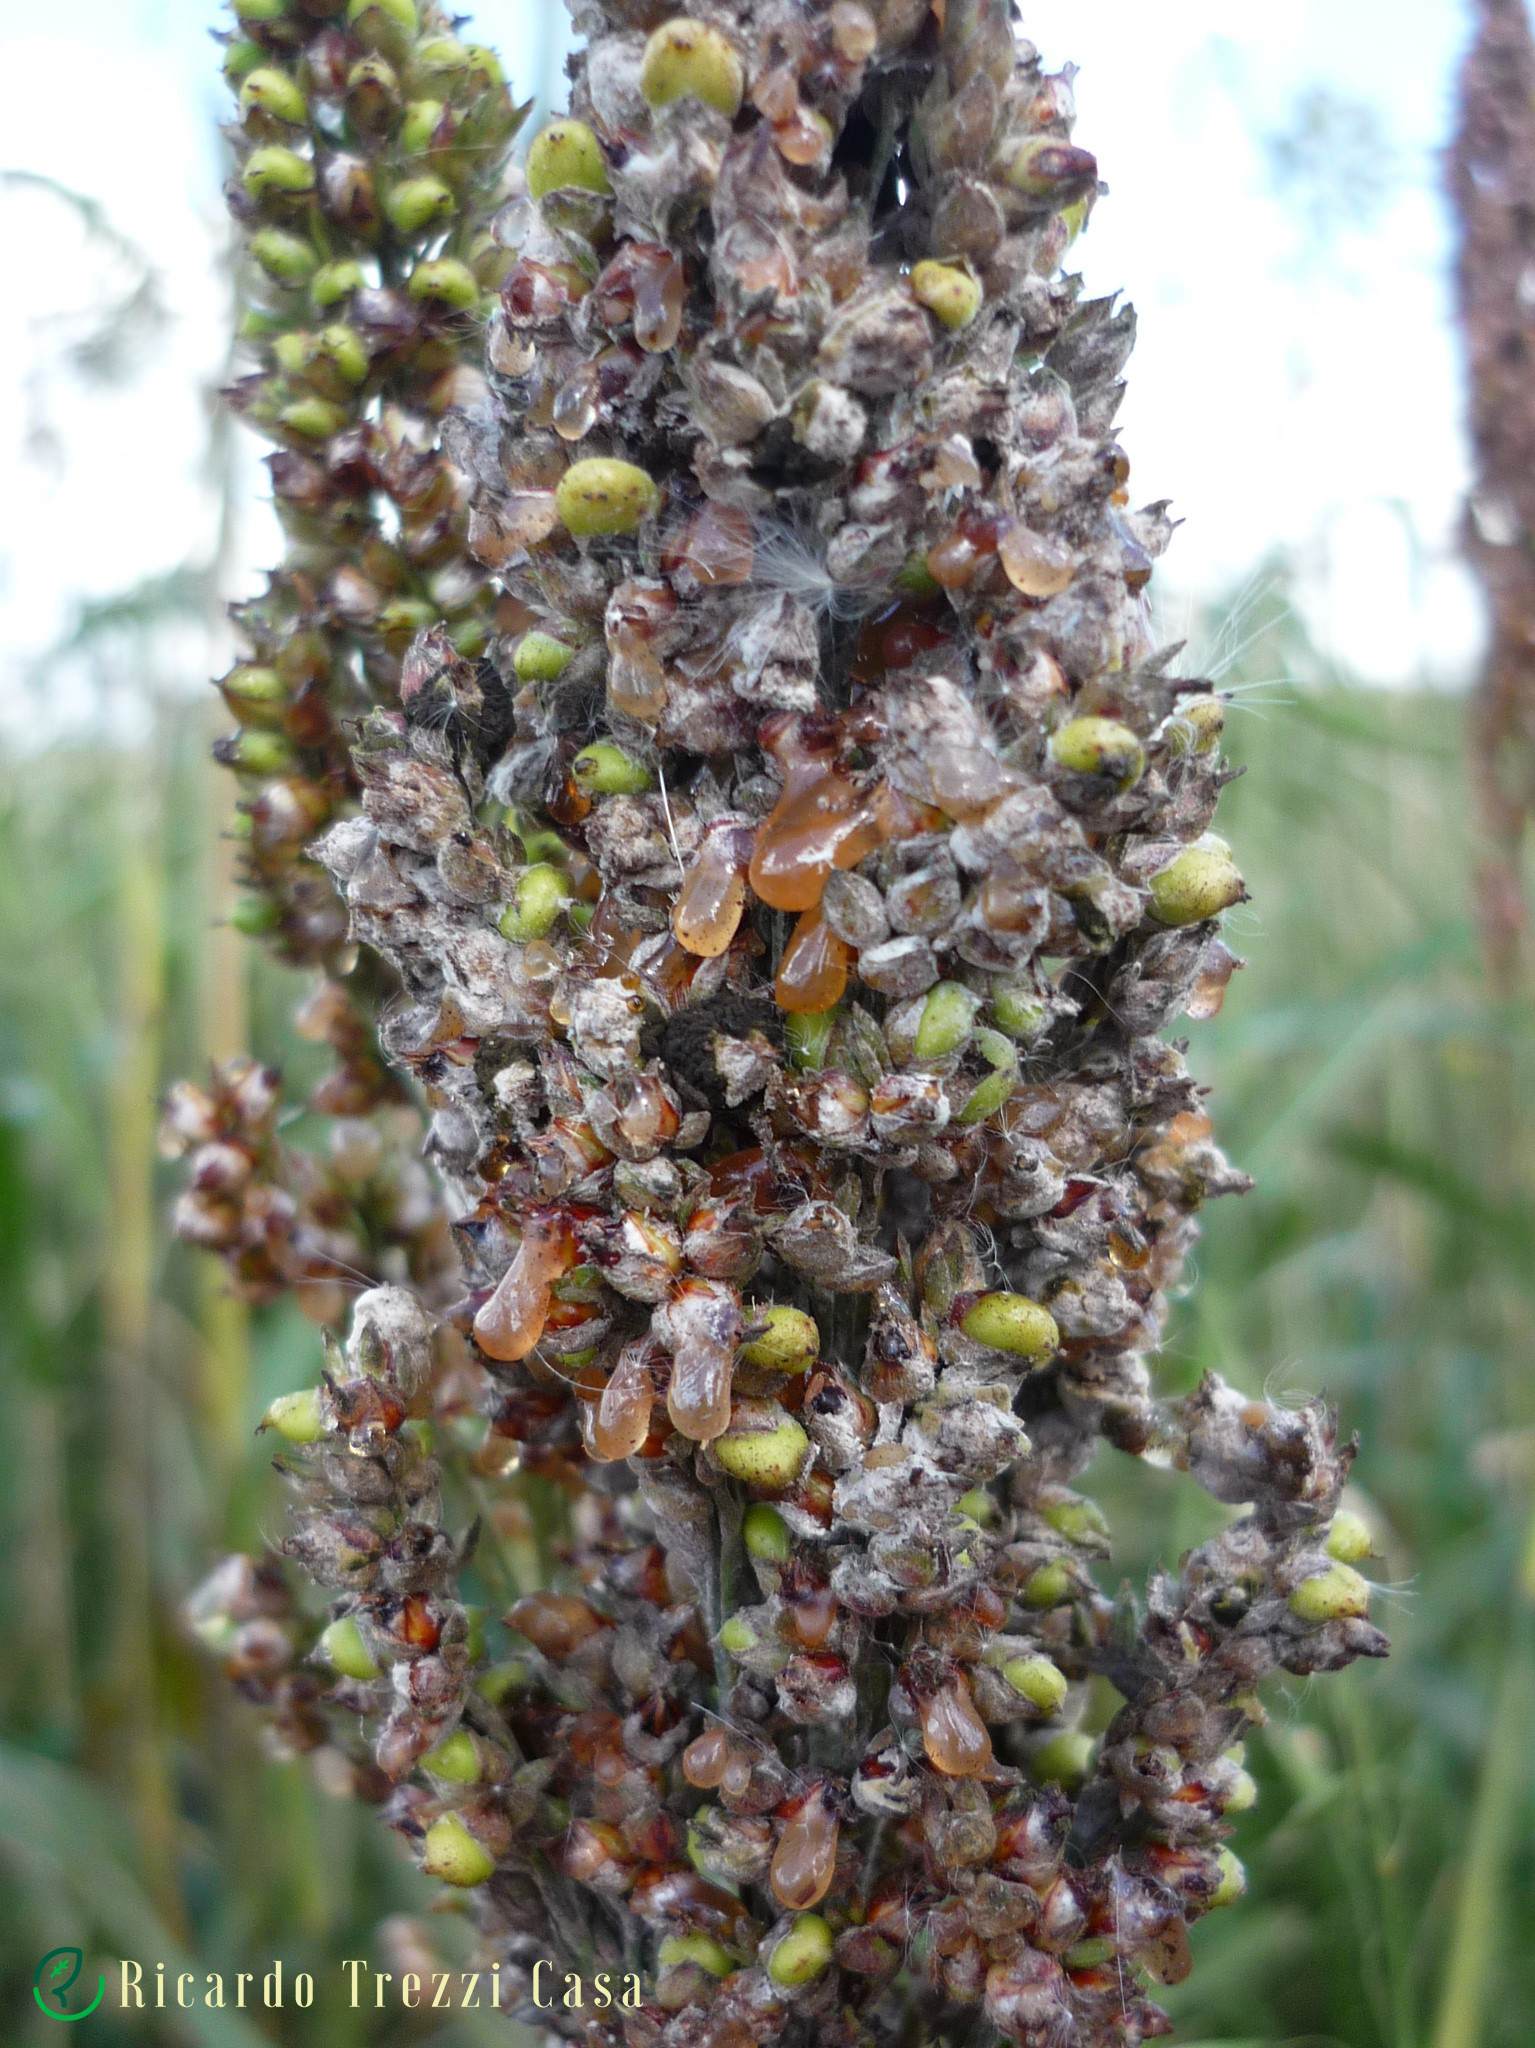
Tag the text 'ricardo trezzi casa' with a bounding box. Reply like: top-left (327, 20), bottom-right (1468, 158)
top-left (115, 1957), bottom-right (645, 2012)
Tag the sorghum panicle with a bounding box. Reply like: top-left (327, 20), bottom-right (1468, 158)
top-left (165, 0), bottom-right (525, 1304)
top-left (160, 1053), bottom-right (451, 1321)
top-left (219, 0), bottom-right (522, 965)
top-left (190, 4), bottom-right (1384, 2044)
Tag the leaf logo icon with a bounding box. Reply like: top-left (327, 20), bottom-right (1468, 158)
top-left (32, 1948), bottom-right (104, 2022)
top-left (37, 1951), bottom-right (81, 2006)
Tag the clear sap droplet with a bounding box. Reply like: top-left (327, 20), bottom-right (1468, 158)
top-left (769, 1794), bottom-right (838, 1910)
top-left (673, 829), bottom-right (749, 958)
top-left (607, 626), bottom-right (669, 723)
top-left (552, 363), bottom-right (600, 442)
top-left (919, 1675), bottom-right (993, 1777)
top-left (473, 1218), bottom-right (572, 1362)
top-left (682, 1727), bottom-right (731, 1788)
top-left (774, 109), bottom-right (830, 167)
top-left (589, 1341), bottom-right (656, 1462)
top-left (1186, 938), bottom-right (1241, 1021)
top-left (750, 778), bottom-right (857, 912)
top-left (667, 1336), bottom-right (733, 1442)
top-left (751, 791), bottom-right (880, 918)
top-left (633, 250), bottom-right (685, 353)
top-left (491, 195), bottom-right (534, 250)
top-left (997, 520), bottom-right (1077, 598)
top-left (774, 907), bottom-right (852, 1015)
top-left (926, 527), bottom-right (986, 590)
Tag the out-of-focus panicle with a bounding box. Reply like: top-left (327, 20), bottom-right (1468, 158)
top-left (218, 0), bottom-right (525, 972)
top-left (166, 0), bottom-right (525, 1306)
top-left (160, 1056), bottom-right (454, 1319)
top-left (185, 5), bottom-right (1383, 2044)
top-left (1451, 0), bottom-right (1535, 985)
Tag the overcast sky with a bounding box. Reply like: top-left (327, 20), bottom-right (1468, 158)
top-left (0, 0), bottom-right (1487, 745)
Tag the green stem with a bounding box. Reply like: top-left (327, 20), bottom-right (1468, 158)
top-left (1429, 1495), bottom-right (1535, 2048)
top-left (99, 743), bottom-right (183, 1935)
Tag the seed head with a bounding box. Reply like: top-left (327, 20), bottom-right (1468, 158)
top-left (960, 1292), bottom-right (1060, 1361)
top-left (526, 118), bottom-right (610, 199)
top-left (639, 19), bottom-right (745, 116)
top-left (555, 458), bottom-right (660, 536)
top-left (766, 1913), bottom-right (834, 1987)
top-left (1288, 1562), bottom-right (1372, 1623)
top-left (261, 1389), bottom-right (325, 1443)
top-left (739, 1305), bottom-right (819, 1374)
top-left (421, 1812), bottom-right (495, 1886)
top-left (318, 1615), bottom-right (380, 1681)
top-left (1149, 841), bottom-right (1247, 925)
top-left (910, 260), bottom-right (984, 331)
top-left (1001, 1655), bottom-right (1068, 1714)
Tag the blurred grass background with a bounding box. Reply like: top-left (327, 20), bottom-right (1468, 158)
top-left (1, 575), bottom-right (1530, 2048)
